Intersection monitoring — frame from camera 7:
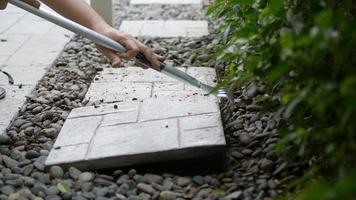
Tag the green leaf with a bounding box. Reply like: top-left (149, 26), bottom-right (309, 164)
top-left (230, 0), bottom-right (253, 6)
top-left (212, 189), bottom-right (226, 196)
top-left (57, 181), bottom-right (71, 193)
top-left (315, 9), bottom-right (333, 28)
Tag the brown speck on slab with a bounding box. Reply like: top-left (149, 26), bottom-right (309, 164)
top-left (165, 125), bottom-right (169, 128)
top-left (204, 94), bottom-right (209, 96)
top-left (54, 146), bottom-right (61, 150)
top-left (132, 98), bottom-right (138, 101)
top-left (18, 84), bottom-right (22, 89)
top-left (94, 104), bottom-right (99, 108)
top-left (113, 104), bottom-right (118, 109)
top-left (94, 77), bottom-right (99, 81)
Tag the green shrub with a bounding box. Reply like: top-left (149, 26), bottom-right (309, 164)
top-left (207, 0), bottom-right (356, 199)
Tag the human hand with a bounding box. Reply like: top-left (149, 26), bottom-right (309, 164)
top-left (0, 0), bottom-right (40, 10)
top-left (94, 27), bottom-right (165, 69)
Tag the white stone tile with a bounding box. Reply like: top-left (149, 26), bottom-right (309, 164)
top-left (17, 35), bottom-right (69, 54)
top-left (131, 0), bottom-right (203, 4)
top-left (0, 66), bottom-right (46, 85)
top-left (120, 20), bottom-right (209, 38)
top-left (139, 97), bottom-right (219, 122)
top-left (94, 67), bottom-right (184, 83)
top-left (4, 19), bottom-right (55, 35)
top-left (87, 119), bottom-right (179, 159)
top-left (152, 82), bottom-right (184, 91)
top-left (101, 108), bottom-right (139, 126)
top-left (0, 34), bottom-right (29, 56)
top-left (179, 113), bottom-right (222, 131)
top-left (0, 18), bottom-right (18, 33)
top-left (3, 3), bottom-right (24, 13)
top-left (0, 85), bottom-right (32, 131)
top-left (85, 82), bottom-right (152, 103)
top-left (53, 116), bottom-right (102, 147)
top-left (68, 101), bottom-right (140, 119)
top-left (0, 56), bottom-right (9, 65)
top-left (119, 21), bottom-right (145, 36)
top-left (45, 144), bottom-right (88, 166)
top-left (178, 113), bottom-right (225, 148)
top-left (185, 67), bottom-right (217, 91)
top-left (180, 126), bottom-right (225, 148)
top-left (0, 124), bottom-right (7, 136)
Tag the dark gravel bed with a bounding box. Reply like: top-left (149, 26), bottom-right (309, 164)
top-left (0, 1), bottom-right (298, 200)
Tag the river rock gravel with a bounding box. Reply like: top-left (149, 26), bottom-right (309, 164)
top-left (0, 0), bottom-right (299, 199)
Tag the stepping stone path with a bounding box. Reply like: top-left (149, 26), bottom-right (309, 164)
top-left (46, 0), bottom-right (225, 169)
top-left (119, 20), bottom-right (209, 38)
top-left (0, 4), bottom-right (72, 135)
top-left (46, 67), bottom-right (225, 169)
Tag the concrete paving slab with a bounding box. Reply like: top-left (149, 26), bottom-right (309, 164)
top-left (119, 20), bottom-right (209, 38)
top-left (0, 5), bottom-right (72, 135)
top-left (0, 85), bottom-right (32, 130)
top-left (85, 67), bottom-right (216, 104)
top-left (4, 19), bottom-right (55, 35)
top-left (45, 97), bottom-right (225, 169)
top-left (85, 82), bottom-right (152, 103)
top-left (130, 0), bottom-right (203, 4)
top-left (0, 66), bottom-right (46, 85)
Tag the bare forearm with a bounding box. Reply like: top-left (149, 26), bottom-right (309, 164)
top-left (40, 0), bottom-right (110, 31)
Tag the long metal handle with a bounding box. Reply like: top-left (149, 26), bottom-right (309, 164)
top-left (8, 0), bottom-right (220, 95)
top-left (8, 0), bottom-right (155, 69)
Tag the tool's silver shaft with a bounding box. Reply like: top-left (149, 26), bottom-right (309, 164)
top-left (8, 0), bottom-right (126, 53)
top-left (9, 0), bottom-right (224, 96)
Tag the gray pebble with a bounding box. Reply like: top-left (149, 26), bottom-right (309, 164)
top-left (0, 134), bottom-right (10, 145)
top-left (260, 158), bottom-right (275, 171)
top-left (25, 150), bottom-right (40, 159)
top-left (241, 149), bottom-right (253, 156)
top-left (137, 183), bottom-right (156, 194)
top-left (69, 167), bottom-right (82, 179)
top-left (79, 172), bottom-right (94, 182)
top-left (144, 173), bottom-right (163, 184)
top-left (1, 185), bottom-right (15, 195)
top-left (193, 175), bottom-right (204, 185)
top-left (49, 165), bottom-right (64, 178)
top-left (231, 151), bottom-right (244, 159)
top-left (2, 155), bottom-right (18, 168)
top-left (160, 191), bottom-right (177, 200)
top-left (46, 186), bottom-right (60, 195)
top-left (176, 177), bottom-right (190, 186)
top-left (128, 169), bottom-right (137, 178)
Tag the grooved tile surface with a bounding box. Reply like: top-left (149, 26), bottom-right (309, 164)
top-left (46, 67), bottom-right (225, 169)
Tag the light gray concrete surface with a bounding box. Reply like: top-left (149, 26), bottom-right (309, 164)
top-left (46, 66), bottom-right (225, 169)
top-left (0, 4), bottom-right (72, 135)
top-left (45, 97), bottom-right (225, 169)
top-left (84, 67), bottom-right (217, 104)
top-left (119, 20), bottom-right (209, 38)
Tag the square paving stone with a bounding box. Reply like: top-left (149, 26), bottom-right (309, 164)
top-left (0, 85), bottom-right (32, 135)
top-left (0, 66), bottom-right (46, 85)
top-left (45, 97), bottom-right (225, 169)
top-left (119, 20), bottom-right (209, 38)
top-left (85, 67), bottom-right (216, 104)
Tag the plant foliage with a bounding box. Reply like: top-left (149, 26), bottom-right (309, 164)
top-left (207, 0), bottom-right (356, 199)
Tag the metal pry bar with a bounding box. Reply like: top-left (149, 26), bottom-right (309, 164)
top-left (8, 0), bottom-right (233, 101)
